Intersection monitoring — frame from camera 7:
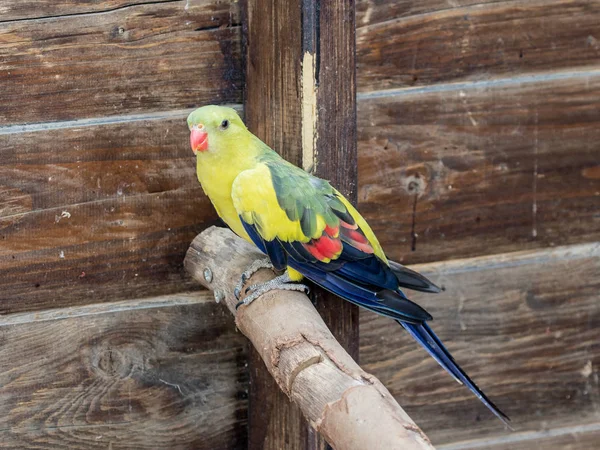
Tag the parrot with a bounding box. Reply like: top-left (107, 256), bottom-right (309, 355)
top-left (187, 105), bottom-right (509, 425)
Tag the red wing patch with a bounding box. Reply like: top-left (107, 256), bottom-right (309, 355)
top-left (340, 221), bottom-right (374, 254)
top-left (303, 224), bottom-right (343, 261)
top-left (302, 221), bottom-right (373, 262)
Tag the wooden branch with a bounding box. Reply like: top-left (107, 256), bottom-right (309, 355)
top-left (184, 226), bottom-right (435, 450)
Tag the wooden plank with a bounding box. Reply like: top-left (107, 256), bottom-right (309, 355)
top-left (0, 0), bottom-right (242, 125)
top-left (360, 242), bottom-right (600, 446)
top-left (439, 422), bottom-right (600, 450)
top-left (244, 1), bottom-right (359, 448)
top-left (243, 1), bottom-right (307, 446)
top-left (0, 115), bottom-right (220, 314)
top-left (0, 1), bottom-right (165, 21)
top-left (357, 0), bottom-right (600, 91)
top-left (0, 292), bottom-right (248, 449)
top-left (356, 0), bottom-right (502, 27)
top-left (357, 73), bottom-right (600, 265)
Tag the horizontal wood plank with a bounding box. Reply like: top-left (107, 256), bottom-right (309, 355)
top-left (360, 243), bottom-right (600, 446)
top-left (356, 0), bottom-right (502, 27)
top-left (0, 0), bottom-right (242, 125)
top-left (357, 0), bottom-right (600, 91)
top-left (0, 292), bottom-right (247, 449)
top-left (0, 1), bottom-right (166, 21)
top-left (0, 115), bottom-right (220, 314)
top-left (439, 422), bottom-right (600, 450)
top-left (357, 73), bottom-right (600, 265)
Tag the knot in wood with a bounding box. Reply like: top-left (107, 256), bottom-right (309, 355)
top-left (93, 348), bottom-right (131, 379)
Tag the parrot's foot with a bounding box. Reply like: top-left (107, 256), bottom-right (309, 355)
top-left (234, 258), bottom-right (275, 300)
top-left (235, 273), bottom-right (309, 309)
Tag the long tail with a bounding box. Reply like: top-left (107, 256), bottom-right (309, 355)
top-left (400, 321), bottom-right (511, 426)
top-left (286, 259), bottom-right (510, 425)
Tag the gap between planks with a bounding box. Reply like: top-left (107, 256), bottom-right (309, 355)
top-left (0, 105), bottom-right (243, 135)
top-left (357, 67), bottom-right (600, 100)
top-left (0, 291), bottom-right (213, 327)
top-left (438, 421), bottom-right (600, 450)
top-left (411, 241), bottom-right (600, 277)
top-left (2, 241), bottom-right (597, 327)
top-left (3, 67), bottom-right (600, 137)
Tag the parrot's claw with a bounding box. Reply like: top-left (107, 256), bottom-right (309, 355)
top-left (235, 273), bottom-right (309, 310)
top-left (234, 258), bottom-right (275, 300)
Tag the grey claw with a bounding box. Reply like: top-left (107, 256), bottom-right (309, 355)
top-left (234, 286), bottom-right (241, 300)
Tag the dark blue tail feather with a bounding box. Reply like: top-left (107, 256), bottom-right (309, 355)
top-left (400, 321), bottom-right (511, 426)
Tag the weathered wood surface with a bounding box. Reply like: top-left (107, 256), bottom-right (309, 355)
top-left (0, 0), bottom-right (171, 21)
top-left (0, 292), bottom-right (248, 449)
top-left (0, 0), bottom-right (241, 125)
top-left (360, 242), bottom-right (600, 447)
top-left (185, 226), bottom-right (434, 450)
top-left (356, 0), bottom-right (502, 26)
top-left (357, 0), bottom-right (600, 91)
top-left (0, 115), bottom-right (220, 314)
top-left (244, 1), bottom-right (359, 448)
top-left (438, 423), bottom-right (600, 450)
top-left (358, 73), bottom-right (600, 265)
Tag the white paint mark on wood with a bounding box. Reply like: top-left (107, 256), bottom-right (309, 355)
top-left (301, 51), bottom-right (318, 173)
top-left (581, 360), bottom-right (593, 378)
top-left (159, 378), bottom-right (184, 396)
top-left (532, 111), bottom-right (539, 238)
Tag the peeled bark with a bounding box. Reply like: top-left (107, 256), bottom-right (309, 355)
top-left (184, 226), bottom-right (435, 450)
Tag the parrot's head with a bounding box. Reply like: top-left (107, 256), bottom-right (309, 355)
top-left (187, 105), bottom-right (247, 155)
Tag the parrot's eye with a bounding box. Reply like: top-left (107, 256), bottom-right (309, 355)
top-left (219, 119), bottom-right (229, 130)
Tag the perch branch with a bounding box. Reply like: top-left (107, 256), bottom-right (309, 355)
top-left (184, 226), bottom-right (435, 450)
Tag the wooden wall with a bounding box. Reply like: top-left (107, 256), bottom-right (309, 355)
top-left (1, 0), bottom-right (599, 448)
top-left (355, 0), bottom-right (600, 448)
top-left (0, 1), bottom-right (247, 448)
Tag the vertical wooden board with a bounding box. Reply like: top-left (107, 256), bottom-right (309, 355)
top-left (357, 74), bottom-right (600, 265)
top-left (0, 293), bottom-right (248, 449)
top-left (356, 0), bottom-right (600, 91)
top-left (0, 116), bottom-right (221, 314)
top-left (243, 0), bottom-right (310, 446)
top-left (311, 0), bottom-right (360, 364)
top-left (360, 243), bottom-right (600, 445)
top-left (0, 0), bottom-right (242, 124)
top-left (244, 0), bottom-right (359, 448)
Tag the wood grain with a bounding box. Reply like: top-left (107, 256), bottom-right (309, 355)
top-left (0, 0), bottom-right (242, 125)
top-left (243, 1), bottom-right (308, 447)
top-left (0, 116), bottom-right (220, 314)
top-left (357, 0), bottom-right (600, 91)
top-left (360, 242), bottom-right (600, 446)
top-left (355, 0), bottom-right (503, 27)
top-left (438, 423), bottom-right (600, 450)
top-left (0, 292), bottom-right (248, 449)
top-left (243, 1), bottom-right (359, 448)
top-left (0, 0), bottom-right (170, 21)
top-left (357, 73), bottom-right (600, 265)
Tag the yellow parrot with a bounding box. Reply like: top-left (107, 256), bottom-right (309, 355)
top-left (188, 105), bottom-right (509, 425)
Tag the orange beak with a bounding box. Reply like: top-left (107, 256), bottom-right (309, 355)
top-left (190, 126), bottom-right (209, 154)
